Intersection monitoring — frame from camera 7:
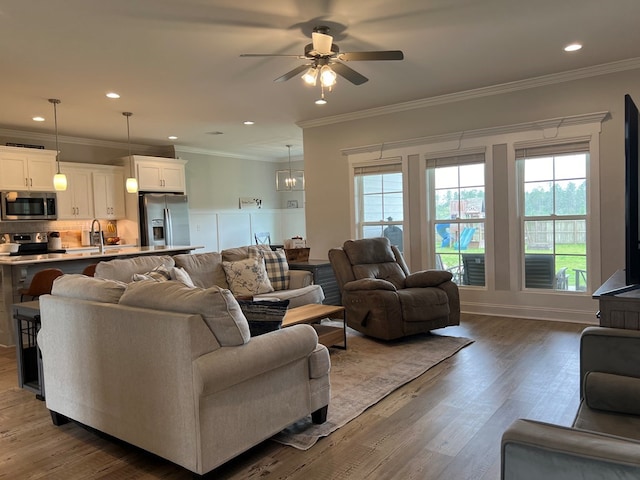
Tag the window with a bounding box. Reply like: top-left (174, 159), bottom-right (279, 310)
top-left (354, 162), bottom-right (404, 251)
top-left (428, 151), bottom-right (486, 285)
top-left (517, 142), bottom-right (588, 291)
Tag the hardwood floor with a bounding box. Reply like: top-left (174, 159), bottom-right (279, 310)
top-left (0, 314), bottom-right (588, 479)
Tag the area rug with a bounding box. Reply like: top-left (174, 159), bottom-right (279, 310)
top-left (272, 326), bottom-right (473, 450)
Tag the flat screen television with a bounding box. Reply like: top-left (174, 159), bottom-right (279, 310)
top-left (625, 93), bottom-right (640, 286)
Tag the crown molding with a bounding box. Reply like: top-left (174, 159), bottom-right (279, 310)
top-left (0, 127), bottom-right (170, 156)
top-left (300, 58), bottom-right (640, 129)
top-left (340, 111), bottom-right (609, 156)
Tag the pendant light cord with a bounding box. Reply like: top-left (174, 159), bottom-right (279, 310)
top-left (49, 99), bottom-right (61, 174)
top-left (123, 112), bottom-right (133, 177)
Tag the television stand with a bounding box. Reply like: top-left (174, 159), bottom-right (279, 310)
top-left (593, 269), bottom-right (640, 329)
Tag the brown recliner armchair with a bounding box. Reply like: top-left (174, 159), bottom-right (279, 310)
top-left (329, 237), bottom-right (460, 340)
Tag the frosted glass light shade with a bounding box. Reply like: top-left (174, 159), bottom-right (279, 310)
top-left (125, 177), bottom-right (138, 193)
top-left (53, 173), bottom-right (67, 191)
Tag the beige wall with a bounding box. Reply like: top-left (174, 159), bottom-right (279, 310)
top-left (302, 67), bottom-right (640, 322)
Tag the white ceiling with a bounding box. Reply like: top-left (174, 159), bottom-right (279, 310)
top-left (2, 0), bottom-right (640, 161)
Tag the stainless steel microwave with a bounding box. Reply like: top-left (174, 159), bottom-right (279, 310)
top-left (0, 191), bottom-right (57, 221)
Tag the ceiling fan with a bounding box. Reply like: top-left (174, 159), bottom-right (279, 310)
top-left (240, 26), bottom-right (404, 102)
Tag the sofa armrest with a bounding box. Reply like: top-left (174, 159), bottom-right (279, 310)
top-left (289, 270), bottom-right (312, 289)
top-left (502, 419), bottom-right (640, 480)
top-left (580, 327), bottom-right (640, 398)
top-left (405, 269), bottom-right (453, 287)
top-left (343, 278), bottom-right (397, 291)
top-left (194, 324), bottom-right (319, 395)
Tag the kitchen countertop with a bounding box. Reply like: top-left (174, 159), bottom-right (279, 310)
top-left (0, 245), bottom-right (203, 265)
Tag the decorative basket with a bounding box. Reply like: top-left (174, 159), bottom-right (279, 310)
top-left (285, 247), bottom-right (310, 262)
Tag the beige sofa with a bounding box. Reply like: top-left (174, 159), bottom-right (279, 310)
top-left (37, 274), bottom-right (331, 477)
top-left (94, 247), bottom-right (325, 307)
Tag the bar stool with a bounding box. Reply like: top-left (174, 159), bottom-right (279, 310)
top-left (82, 264), bottom-right (97, 277)
top-left (19, 268), bottom-right (64, 302)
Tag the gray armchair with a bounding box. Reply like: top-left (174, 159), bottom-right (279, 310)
top-left (329, 237), bottom-right (460, 340)
top-left (501, 326), bottom-right (640, 479)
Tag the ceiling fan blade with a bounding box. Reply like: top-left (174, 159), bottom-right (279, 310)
top-left (274, 64), bottom-right (310, 83)
top-left (331, 62), bottom-right (368, 85)
top-left (240, 53), bottom-right (305, 58)
top-left (338, 50), bottom-right (404, 61)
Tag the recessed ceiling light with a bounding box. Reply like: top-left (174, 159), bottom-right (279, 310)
top-left (168, 136), bottom-right (178, 140)
top-left (564, 43), bottom-right (582, 52)
top-left (32, 116), bottom-right (45, 122)
top-left (243, 121), bottom-right (255, 125)
top-left (106, 92), bottom-right (121, 99)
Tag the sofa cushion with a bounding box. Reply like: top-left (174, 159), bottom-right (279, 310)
top-left (95, 255), bottom-right (175, 283)
top-left (119, 281), bottom-right (250, 346)
top-left (255, 284), bottom-right (325, 308)
top-left (249, 246), bottom-right (290, 291)
top-left (238, 299), bottom-right (289, 337)
top-left (222, 257), bottom-right (274, 297)
top-left (51, 274), bottom-right (127, 303)
top-left (173, 252), bottom-right (228, 289)
top-left (132, 264), bottom-right (172, 282)
top-left (171, 266), bottom-right (195, 287)
top-left (222, 244), bottom-right (270, 262)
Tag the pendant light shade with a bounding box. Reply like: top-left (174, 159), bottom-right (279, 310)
top-left (48, 98), bottom-right (67, 191)
top-left (123, 112), bottom-right (138, 193)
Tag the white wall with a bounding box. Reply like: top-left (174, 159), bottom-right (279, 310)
top-left (301, 66), bottom-right (640, 323)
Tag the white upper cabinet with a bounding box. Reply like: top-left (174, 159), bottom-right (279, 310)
top-left (93, 167), bottom-right (125, 219)
top-left (129, 155), bottom-right (186, 192)
top-left (56, 163), bottom-right (94, 219)
top-left (0, 146), bottom-right (57, 191)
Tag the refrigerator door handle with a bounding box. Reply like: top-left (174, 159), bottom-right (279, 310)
top-left (164, 208), bottom-right (173, 246)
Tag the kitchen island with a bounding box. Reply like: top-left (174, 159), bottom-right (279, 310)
top-left (0, 245), bottom-right (202, 346)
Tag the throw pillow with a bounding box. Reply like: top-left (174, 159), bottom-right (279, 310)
top-left (222, 257), bottom-right (274, 297)
top-left (248, 246), bottom-right (290, 291)
top-left (170, 266), bottom-right (195, 287)
top-left (131, 264), bottom-right (172, 282)
top-left (238, 299), bottom-right (290, 337)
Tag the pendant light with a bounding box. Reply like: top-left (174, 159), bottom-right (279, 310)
top-left (123, 112), bottom-right (138, 193)
top-left (48, 98), bottom-right (67, 191)
top-left (285, 144), bottom-right (296, 188)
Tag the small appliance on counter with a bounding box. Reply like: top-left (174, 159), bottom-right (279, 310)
top-left (48, 231), bottom-right (62, 251)
top-left (0, 232), bottom-right (65, 255)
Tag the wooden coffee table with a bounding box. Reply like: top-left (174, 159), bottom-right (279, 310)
top-left (282, 304), bottom-right (347, 349)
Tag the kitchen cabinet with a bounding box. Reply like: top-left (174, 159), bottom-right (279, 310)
top-left (128, 155), bottom-right (186, 192)
top-left (56, 163), bottom-right (94, 219)
top-left (0, 146), bottom-right (57, 191)
top-left (93, 167), bottom-right (125, 219)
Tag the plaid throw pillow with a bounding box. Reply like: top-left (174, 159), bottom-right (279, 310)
top-left (249, 247), bottom-right (290, 291)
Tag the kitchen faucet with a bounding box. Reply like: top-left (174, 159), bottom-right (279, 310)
top-left (90, 219), bottom-right (104, 253)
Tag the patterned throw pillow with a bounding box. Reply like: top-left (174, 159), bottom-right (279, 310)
top-left (222, 257), bottom-right (274, 297)
top-left (170, 266), bottom-right (195, 287)
top-left (248, 246), bottom-right (290, 291)
top-left (238, 299), bottom-right (290, 337)
top-left (131, 265), bottom-right (172, 282)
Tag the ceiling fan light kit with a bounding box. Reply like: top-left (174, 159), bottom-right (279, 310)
top-left (241, 25), bottom-right (404, 104)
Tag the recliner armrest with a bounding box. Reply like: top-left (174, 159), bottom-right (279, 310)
top-left (584, 371), bottom-right (640, 416)
top-left (343, 278), bottom-right (397, 291)
top-left (502, 419), bottom-right (640, 479)
top-left (405, 270), bottom-right (453, 287)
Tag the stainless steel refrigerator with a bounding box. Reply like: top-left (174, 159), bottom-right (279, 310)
top-left (139, 193), bottom-right (190, 246)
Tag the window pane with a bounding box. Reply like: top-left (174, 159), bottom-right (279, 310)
top-left (362, 175), bottom-right (382, 194)
top-left (459, 163), bottom-right (484, 187)
top-left (435, 189), bottom-right (460, 220)
top-left (383, 224), bottom-right (404, 252)
top-left (363, 225), bottom-right (384, 238)
top-left (524, 156), bottom-right (553, 182)
top-left (460, 188), bottom-right (485, 219)
top-left (435, 166), bottom-right (459, 189)
top-left (555, 220), bottom-right (586, 255)
top-left (524, 181), bottom-right (553, 216)
top-left (555, 154), bottom-right (586, 180)
top-left (383, 173), bottom-right (403, 192)
top-left (382, 192), bottom-right (404, 221)
top-left (524, 220), bottom-right (553, 253)
top-left (363, 194), bottom-right (383, 222)
top-left (554, 179), bottom-right (586, 215)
